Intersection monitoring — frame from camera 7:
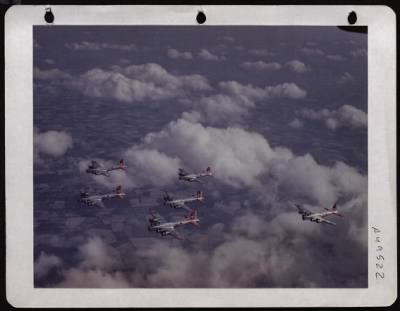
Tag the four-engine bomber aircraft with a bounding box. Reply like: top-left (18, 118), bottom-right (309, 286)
top-left (86, 159), bottom-right (128, 177)
top-left (292, 202), bottom-right (343, 226)
top-left (79, 185), bottom-right (125, 208)
top-left (147, 209), bottom-right (200, 240)
top-left (178, 167), bottom-right (213, 183)
top-left (164, 191), bottom-right (204, 211)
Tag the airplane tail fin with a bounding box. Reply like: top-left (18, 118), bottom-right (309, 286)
top-left (186, 209), bottom-right (200, 228)
top-left (325, 202), bottom-right (343, 216)
top-left (164, 192), bottom-right (172, 203)
top-left (193, 191), bottom-right (204, 201)
top-left (114, 185), bottom-right (125, 198)
top-left (178, 168), bottom-right (185, 176)
top-left (90, 160), bottom-right (100, 169)
top-left (148, 208), bottom-right (161, 225)
top-left (203, 166), bottom-right (213, 176)
top-left (114, 185), bottom-right (122, 193)
top-left (119, 159), bottom-right (127, 169)
top-left (149, 208), bottom-right (156, 219)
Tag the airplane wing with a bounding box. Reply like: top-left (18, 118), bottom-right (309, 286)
top-left (168, 229), bottom-right (184, 240)
top-left (97, 201), bottom-right (106, 208)
top-left (181, 204), bottom-right (193, 212)
top-left (155, 225), bottom-right (183, 240)
top-left (91, 199), bottom-right (105, 208)
top-left (80, 192), bottom-right (89, 199)
top-left (294, 204), bottom-right (312, 216)
top-left (319, 217), bottom-right (336, 226)
top-left (91, 160), bottom-right (101, 168)
top-left (192, 177), bottom-right (203, 184)
top-left (148, 209), bottom-right (165, 223)
top-left (178, 168), bottom-right (188, 176)
top-left (107, 166), bottom-right (121, 172)
top-left (164, 192), bottom-right (174, 201)
top-left (170, 201), bottom-right (185, 209)
top-left (319, 211), bottom-right (335, 218)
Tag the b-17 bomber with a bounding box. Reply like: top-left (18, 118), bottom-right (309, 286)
top-left (163, 191), bottom-right (204, 212)
top-left (292, 201), bottom-right (343, 226)
top-left (86, 159), bottom-right (128, 177)
top-left (147, 208), bottom-right (200, 240)
top-left (79, 185), bottom-right (126, 208)
top-left (178, 166), bottom-right (213, 183)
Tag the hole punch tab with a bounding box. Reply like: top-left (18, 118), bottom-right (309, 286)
top-left (44, 5), bottom-right (54, 24)
top-left (196, 11), bottom-right (206, 24)
top-left (348, 11), bottom-right (357, 25)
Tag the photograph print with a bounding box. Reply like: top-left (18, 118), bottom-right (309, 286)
top-left (33, 25), bottom-right (368, 288)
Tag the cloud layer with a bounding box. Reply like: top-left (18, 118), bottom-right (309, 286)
top-left (44, 189), bottom-right (367, 288)
top-left (34, 27), bottom-right (368, 289)
top-left (88, 116), bottom-right (368, 206)
top-left (72, 63), bottom-right (211, 103)
top-left (299, 105), bottom-right (367, 130)
top-left (80, 113), bottom-right (367, 213)
top-left (183, 80), bottom-right (307, 125)
top-left (42, 114), bottom-right (367, 289)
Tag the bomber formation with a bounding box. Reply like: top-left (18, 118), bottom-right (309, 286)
top-left (79, 159), bottom-right (213, 240)
top-left (79, 159), bottom-right (344, 240)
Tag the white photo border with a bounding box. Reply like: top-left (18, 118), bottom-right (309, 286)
top-left (5, 5), bottom-right (397, 307)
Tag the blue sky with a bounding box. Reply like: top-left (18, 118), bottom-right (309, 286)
top-left (33, 26), bottom-right (368, 288)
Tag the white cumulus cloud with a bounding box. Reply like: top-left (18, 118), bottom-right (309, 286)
top-left (123, 148), bottom-right (182, 187)
top-left (241, 61), bottom-right (281, 71)
top-left (337, 72), bottom-right (355, 84)
top-left (34, 252), bottom-right (63, 280)
top-left (34, 128), bottom-right (73, 162)
top-left (288, 118), bottom-right (304, 128)
top-left (120, 117), bottom-right (366, 206)
top-left (183, 80), bottom-right (307, 125)
top-left (299, 105), bottom-right (367, 130)
top-left (167, 48), bottom-right (193, 60)
top-left (285, 60), bottom-right (308, 73)
top-left (72, 63), bottom-right (211, 103)
top-left (198, 49), bottom-right (224, 61)
top-left (220, 81), bottom-right (307, 100)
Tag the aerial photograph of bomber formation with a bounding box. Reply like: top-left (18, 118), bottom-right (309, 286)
top-left (33, 25), bottom-right (367, 288)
